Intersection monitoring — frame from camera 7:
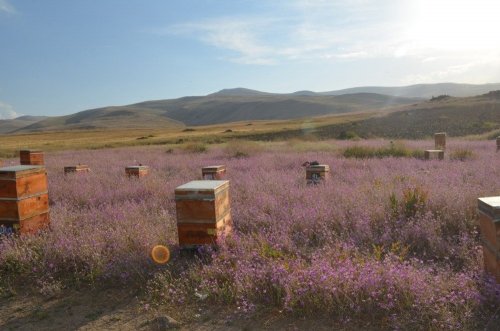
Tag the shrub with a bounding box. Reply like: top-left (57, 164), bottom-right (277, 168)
top-left (224, 140), bottom-right (263, 158)
top-left (343, 142), bottom-right (422, 159)
top-left (182, 142), bottom-right (207, 153)
top-left (338, 130), bottom-right (360, 140)
top-left (450, 149), bottom-right (475, 161)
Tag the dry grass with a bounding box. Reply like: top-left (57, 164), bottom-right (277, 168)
top-left (0, 111), bottom-right (378, 157)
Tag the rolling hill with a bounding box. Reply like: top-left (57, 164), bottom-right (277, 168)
top-left (14, 106), bottom-right (184, 133)
top-left (13, 93), bottom-right (420, 132)
top-left (4, 82), bottom-right (500, 134)
top-left (321, 83), bottom-right (500, 98)
top-left (0, 115), bottom-right (48, 134)
top-left (241, 91), bottom-right (500, 140)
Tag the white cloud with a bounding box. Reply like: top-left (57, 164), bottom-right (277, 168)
top-left (0, 101), bottom-right (20, 119)
top-left (0, 0), bottom-right (16, 14)
top-left (160, 0), bottom-right (500, 86)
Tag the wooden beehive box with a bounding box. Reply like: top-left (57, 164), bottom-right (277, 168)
top-left (202, 165), bottom-right (226, 180)
top-left (64, 164), bottom-right (90, 174)
top-left (0, 165), bottom-right (50, 235)
top-left (126, 165), bottom-right (149, 177)
top-left (306, 165), bottom-right (330, 184)
top-left (477, 196), bottom-right (500, 282)
top-left (175, 180), bottom-right (231, 246)
top-left (20, 150), bottom-right (44, 165)
top-left (424, 149), bottom-right (444, 160)
top-left (434, 132), bottom-right (446, 150)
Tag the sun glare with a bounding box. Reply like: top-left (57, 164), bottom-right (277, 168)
top-left (407, 0), bottom-right (500, 52)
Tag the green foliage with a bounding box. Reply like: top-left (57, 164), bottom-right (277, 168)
top-left (449, 149), bottom-right (475, 161)
top-left (182, 142), bottom-right (207, 153)
top-left (390, 186), bottom-right (428, 218)
top-left (338, 130), bottom-right (360, 140)
top-left (224, 140), bottom-right (263, 158)
top-left (343, 142), bottom-right (423, 159)
top-left (430, 95), bottom-right (450, 102)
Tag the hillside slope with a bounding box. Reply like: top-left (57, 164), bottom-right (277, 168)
top-left (14, 93), bottom-right (419, 132)
top-left (15, 107), bottom-right (184, 133)
top-left (0, 116), bottom-right (48, 134)
top-left (322, 83), bottom-right (500, 98)
top-left (241, 92), bottom-right (500, 140)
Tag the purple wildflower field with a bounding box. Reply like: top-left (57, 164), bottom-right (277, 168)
top-left (1, 139), bottom-right (499, 329)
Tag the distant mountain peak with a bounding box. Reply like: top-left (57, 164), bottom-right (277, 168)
top-left (209, 88), bottom-right (271, 97)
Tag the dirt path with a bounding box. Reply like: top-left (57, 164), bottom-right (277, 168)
top-left (0, 288), bottom-right (387, 330)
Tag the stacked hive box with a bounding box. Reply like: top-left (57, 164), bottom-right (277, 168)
top-left (175, 180), bottom-right (232, 246)
top-left (477, 197), bottom-right (500, 282)
top-left (434, 132), bottom-right (446, 150)
top-left (306, 165), bottom-right (330, 184)
top-left (424, 150), bottom-right (444, 160)
top-left (0, 165), bottom-right (50, 235)
top-left (125, 165), bottom-right (149, 177)
top-left (64, 164), bottom-right (90, 174)
top-left (20, 150), bottom-right (44, 165)
top-left (202, 165), bottom-right (226, 180)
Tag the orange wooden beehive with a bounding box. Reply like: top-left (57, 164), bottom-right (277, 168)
top-left (64, 164), bottom-right (90, 174)
top-left (306, 165), bottom-right (330, 184)
top-left (202, 165), bottom-right (226, 180)
top-left (125, 165), bottom-right (149, 177)
top-left (477, 196), bottom-right (500, 282)
top-left (424, 150), bottom-right (444, 160)
top-left (0, 165), bottom-right (50, 235)
top-left (19, 150), bottom-right (44, 165)
top-left (175, 180), bottom-right (232, 246)
top-left (434, 132), bottom-right (446, 150)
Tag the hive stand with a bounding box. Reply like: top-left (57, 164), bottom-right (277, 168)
top-left (434, 132), bottom-right (446, 150)
top-left (477, 197), bottom-right (500, 282)
top-left (0, 165), bottom-right (50, 235)
top-left (306, 165), bottom-right (330, 185)
top-left (64, 164), bottom-right (90, 174)
top-left (175, 180), bottom-right (232, 247)
top-left (202, 165), bottom-right (226, 180)
top-left (20, 150), bottom-right (44, 165)
top-left (126, 165), bottom-right (149, 177)
top-left (424, 150), bottom-right (444, 160)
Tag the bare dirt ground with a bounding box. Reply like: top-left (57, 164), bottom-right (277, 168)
top-left (0, 288), bottom-right (363, 331)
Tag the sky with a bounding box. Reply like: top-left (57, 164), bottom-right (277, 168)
top-left (1, 0), bottom-right (500, 118)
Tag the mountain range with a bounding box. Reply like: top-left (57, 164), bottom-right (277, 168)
top-left (2, 82), bottom-right (499, 134)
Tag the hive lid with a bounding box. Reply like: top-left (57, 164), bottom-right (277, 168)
top-left (478, 197), bottom-right (500, 219)
top-left (307, 164), bottom-right (330, 170)
top-left (20, 149), bottom-right (43, 153)
top-left (65, 164), bottom-right (89, 169)
top-left (0, 165), bottom-right (46, 178)
top-left (175, 180), bottom-right (229, 192)
top-left (425, 149), bottom-right (444, 152)
top-left (126, 165), bottom-right (149, 170)
top-left (202, 165), bottom-right (226, 171)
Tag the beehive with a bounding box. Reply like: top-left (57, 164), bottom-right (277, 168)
top-left (125, 165), bottom-right (149, 177)
top-left (424, 150), bottom-right (444, 160)
top-left (175, 180), bottom-right (231, 246)
top-left (20, 150), bottom-right (44, 165)
top-left (0, 165), bottom-right (50, 235)
top-left (202, 165), bottom-right (226, 180)
top-left (477, 196), bottom-right (500, 282)
top-left (64, 164), bottom-right (90, 174)
top-left (497, 136), bottom-right (500, 152)
top-left (306, 165), bottom-right (330, 184)
top-left (434, 132), bottom-right (446, 150)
